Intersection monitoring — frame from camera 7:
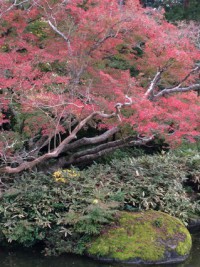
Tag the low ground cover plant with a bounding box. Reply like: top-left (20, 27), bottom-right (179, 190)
top-left (0, 152), bottom-right (199, 255)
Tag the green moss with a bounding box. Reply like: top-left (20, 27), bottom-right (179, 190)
top-left (176, 227), bottom-right (192, 256)
top-left (87, 211), bottom-right (192, 263)
top-left (152, 217), bottom-right (163, 228)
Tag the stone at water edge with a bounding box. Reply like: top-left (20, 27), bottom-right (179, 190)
top-left (86, 210), bottom-right (192, 264)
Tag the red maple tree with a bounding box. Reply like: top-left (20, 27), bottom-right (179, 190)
top-left (0, 0), bottom-right (200, 173)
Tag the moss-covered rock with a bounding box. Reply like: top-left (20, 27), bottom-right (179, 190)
top-left (87, 210), bottom-right (192, 264)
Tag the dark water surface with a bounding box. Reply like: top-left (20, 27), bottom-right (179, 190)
top-left (0, 233), bottom-right (200, 267)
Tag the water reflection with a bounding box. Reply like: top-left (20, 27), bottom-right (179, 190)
top-left (0, 233), bottom-right (200, 267)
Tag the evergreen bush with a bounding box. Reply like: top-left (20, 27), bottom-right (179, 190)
top-left (0, 153), bottom-right (199, 255)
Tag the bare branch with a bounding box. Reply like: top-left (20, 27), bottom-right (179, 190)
top-left (176, 65), bottom-right (200, 87)
top-left (62, 135), bottom-right (154, 167)
top-left (62, 127), bottom-right (119, 153)
top-left (0, 96), bottom-right (133, 173)
top-left (132, 135), bottom-right (155, 145)
top-left (146, 65), bottom-right (200, 100)
top-left (145, 61), bottom-right (175, 100)
top-left (0, 0), bottom-right (32, 19)
top-left (145, 70), bottom-right (163, 100)
top-left (65, 138), bottom-right (133, 165)
top-left (37, 102), bottom-right (84, 109)
top-left (154, 83), bottom-right (200, 98)
top-left (48, 20), bottom-right (70, 43)
top-left (88, 17), bottom-right (131, 55)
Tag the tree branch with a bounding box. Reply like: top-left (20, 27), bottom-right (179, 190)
top-left (48, 20), bottom-right (70, 43)
top-left (154, 83), bottom-right (200, 98)
top-left (0, 0), bottom-right (31, 18)
top-left (0, 97), bottom-right (132, 173)
top-left (146, 65), bottom-right (200, 100)
top-left (64, 142), bottom-right (130, 166)
top-left (68, 138), bottom-right (132, 163)
top-left (145, 69), bottom-right (163, 100)
top-left (62, 126), bottom-right (119, 153)
top-left (62, 135), bottom-right (154, 167)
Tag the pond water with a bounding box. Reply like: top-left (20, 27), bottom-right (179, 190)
top-left (1, 233), bottom-right (200, 267)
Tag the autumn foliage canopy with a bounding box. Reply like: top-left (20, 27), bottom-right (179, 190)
top-left (0, 0), bottom-right (200, 173)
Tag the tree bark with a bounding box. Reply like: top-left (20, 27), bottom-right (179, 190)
top-left (0, 99), bottom-right (133, 174)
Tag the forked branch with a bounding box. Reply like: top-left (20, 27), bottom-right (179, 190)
top-left (0, 97), bottom-right (133, 173)
top-left (146, 65), bottom-right (200, 100)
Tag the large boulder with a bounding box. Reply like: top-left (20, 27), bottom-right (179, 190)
top-left (87, 210), bottom-right (192, 264)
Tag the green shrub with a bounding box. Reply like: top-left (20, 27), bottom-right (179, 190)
top-left (0, 170), bottom-right (117, 255)
top-left (84, 154), bottom-right (200, 222)
top-left (173, 142), bottom-right (200, 189)
top-left (95, 147), bottom-right (145, 164)
top-left (0, 153), bottom-right (200, 255)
